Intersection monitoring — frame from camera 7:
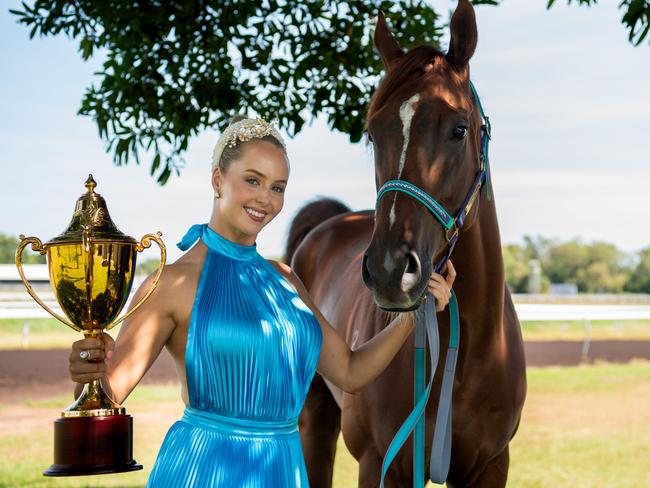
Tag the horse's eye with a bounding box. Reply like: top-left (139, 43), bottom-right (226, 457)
top-left (452, 125), bottom-right (468, 140)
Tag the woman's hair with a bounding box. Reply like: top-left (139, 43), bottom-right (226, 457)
top-left (214, 114), bottom-right (287, 173)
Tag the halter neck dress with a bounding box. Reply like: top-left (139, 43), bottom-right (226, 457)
top-left (146, 224), bottom-right (322, 487)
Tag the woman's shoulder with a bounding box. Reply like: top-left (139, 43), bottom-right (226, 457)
top-left (138, 247), bottom-right (206, 297)
top-left (267, 259), bottom-right (290, 276)
top-left (266, 259), bottom-right (294, 284)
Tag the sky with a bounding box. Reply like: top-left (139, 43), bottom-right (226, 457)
top-left (1, 1), bottom-right (649, 263)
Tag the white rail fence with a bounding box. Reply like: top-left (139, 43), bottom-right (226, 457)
top-left (4, 290), bottom-right (650, 357)
top-left (4, 290), bottom-right (650, 321)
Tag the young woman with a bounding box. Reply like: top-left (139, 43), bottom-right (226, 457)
top-left (68, 116), bottom-right (456, 487)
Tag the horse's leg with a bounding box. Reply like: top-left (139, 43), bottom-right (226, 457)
top-left (299, 373), bottom-right (341, 488)
top-left (358, 448), bottom-right (415, 488)
top-left (454, 447), bottom-right (509, 488)
top-left (357, 448), bottom-right (383, 488)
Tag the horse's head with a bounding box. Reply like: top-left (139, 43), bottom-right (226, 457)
top-left (362, 0), bottom-right (484, 311)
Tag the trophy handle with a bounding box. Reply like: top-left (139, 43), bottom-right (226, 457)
top-left (15, 235), bottom-right (81, 332)
top-left (104, 232), bottom-right (166, 331)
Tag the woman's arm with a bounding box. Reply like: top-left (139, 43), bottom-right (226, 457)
top-left (280, 261), bottom-right (456, 394)
top-left (68, 269), bottom-right (178, 404)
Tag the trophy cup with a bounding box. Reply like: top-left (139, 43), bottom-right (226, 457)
top-left (15, 175), bottom-right (166, 476)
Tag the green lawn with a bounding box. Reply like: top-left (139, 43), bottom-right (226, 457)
top-left (0, 318), bottom-right (124, 349)
top-left (2, 318), bottom-right (650, 350)
top-left (520, 319), bottom-right (650, 341)
top-left (1, 362), bottom-right (649, 487)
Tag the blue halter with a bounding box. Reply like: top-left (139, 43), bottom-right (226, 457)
top-left (376, 81), bottom-right (491, 274)
top-left (376, 81), bottom-right (491, 486)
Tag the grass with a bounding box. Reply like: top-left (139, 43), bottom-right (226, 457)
top-left (1, 362), bottom-right (649, 487)
top-left (0, 318), bottom-right (123, 349)
top-left (2, 318), bottom-right (650, 350)
top-left (509, 361), bottom-right (650, 488)
top-left (520, 319), bottom-right (650, 341)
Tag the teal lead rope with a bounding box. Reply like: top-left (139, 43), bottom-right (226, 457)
top-left (380, 291), bottom-right (460, 487)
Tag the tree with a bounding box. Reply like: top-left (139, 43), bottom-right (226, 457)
top-left (625, 247), bottom-right (650, 293)
top-left (543, 240), bottom-right (589, 286)
top-left (9, 0), bottom-right (456, 184)
top-left (11, 1), bottom-right (646, 184)
top-left (1, 233), bottom-right (46, 264)
top-left (502, 238), bottom-right (551, 293)
top-left (541, 239), bottom-right (631, 293)
top-left (135, 257), bottom-right (164, 276)
top-left (502, 244), bottom-right (530, 293)
top-left (547, 0), bottom-right (650, 46)
top-left (576, 261), bottom-right (627, 293)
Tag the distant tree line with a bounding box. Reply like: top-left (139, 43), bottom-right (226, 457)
top-left (503, 236), bottom-right (650, 294)
top-left (2, 232), bottom-right (649, 293)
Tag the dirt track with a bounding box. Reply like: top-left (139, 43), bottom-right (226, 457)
top-left (0, 348), bottom-right (178, 405)
top-left (1, 341), bottom-right (649, 405)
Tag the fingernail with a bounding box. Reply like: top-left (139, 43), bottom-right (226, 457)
top-left (106, 350), bottom-right (113, 359)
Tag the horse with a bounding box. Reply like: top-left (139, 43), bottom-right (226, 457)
top-left (286, 1), bottom-right (526, 486)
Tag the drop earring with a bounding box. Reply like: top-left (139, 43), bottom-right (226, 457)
top-left (215, 190), bottom-right (221, 199)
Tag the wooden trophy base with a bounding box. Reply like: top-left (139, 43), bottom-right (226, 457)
top-left (43, 414), bottom-right (143, 476)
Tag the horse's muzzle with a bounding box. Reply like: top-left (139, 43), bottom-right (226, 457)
top-left (362, 249), bottom-right (426, 311)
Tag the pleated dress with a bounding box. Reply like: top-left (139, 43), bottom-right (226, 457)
top-left (146, 224), bottom-right (322, 487)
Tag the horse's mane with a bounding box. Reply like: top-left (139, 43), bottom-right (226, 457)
top-left (366, 45), bottom-right (445, 124)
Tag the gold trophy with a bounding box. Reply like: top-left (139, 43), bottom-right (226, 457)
top-left (15, 175), bottom-right (166, 476)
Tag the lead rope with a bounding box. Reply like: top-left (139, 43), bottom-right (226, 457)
top-left (379, 291), bottom-right (460, 487)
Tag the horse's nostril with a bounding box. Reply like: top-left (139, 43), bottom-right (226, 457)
top-left (362, 253), bottom-right (374, 288)
top-left (405, 252), bottom-right (419, 275)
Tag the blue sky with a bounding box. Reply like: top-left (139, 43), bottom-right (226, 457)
top-left (1, 1), bottom-right (649, 262)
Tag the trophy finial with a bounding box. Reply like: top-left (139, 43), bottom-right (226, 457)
top-left (48, 174), bottom-right (136, 245)
top-left (85, 174), bottom-right (97, 193)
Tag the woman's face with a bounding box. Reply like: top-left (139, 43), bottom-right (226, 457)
top-left (212, 140), bottom-right (289, 244)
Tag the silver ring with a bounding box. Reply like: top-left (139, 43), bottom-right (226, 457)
top-left (79, 350), bottom-right (90, 360)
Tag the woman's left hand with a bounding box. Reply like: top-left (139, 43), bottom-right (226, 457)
top-left (427, 260), bottom-right (457, 312)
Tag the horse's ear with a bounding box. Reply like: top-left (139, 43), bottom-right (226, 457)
top-left (374, 10), bottom-right (403, 69)
top-left (445, 0), bottom-right (478, 70)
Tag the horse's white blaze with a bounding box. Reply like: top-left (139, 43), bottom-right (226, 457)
top-left (389, 93), bottom-right (421, 229)
top-left (389, 205), bottom-right (396, 227)
top-left (397, 93), bottom-right (420, 178)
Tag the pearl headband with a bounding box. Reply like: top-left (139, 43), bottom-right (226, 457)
top-left (211, 117), bottom-right (285, 168)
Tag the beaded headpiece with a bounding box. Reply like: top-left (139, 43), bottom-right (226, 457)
top-left (211, 117), bottom-right (285, 168)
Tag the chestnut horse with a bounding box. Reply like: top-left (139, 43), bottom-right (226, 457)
top-left (286, 1), bottom-right (526, 486)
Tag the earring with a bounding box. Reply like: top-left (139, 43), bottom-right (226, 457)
top-left (215, 190), bottom-right (220, 199)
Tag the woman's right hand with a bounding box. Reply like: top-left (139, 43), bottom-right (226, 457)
top-left (69, 332), bottom-right (115, 384)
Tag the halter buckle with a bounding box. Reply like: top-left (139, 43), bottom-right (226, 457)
top-left (483, 116), bottom-right (492, 140)
top-left (445, 224), bottom-right (459, 243)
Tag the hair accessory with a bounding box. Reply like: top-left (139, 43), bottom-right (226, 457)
top-left (212, 117), bottom-right (285, 168)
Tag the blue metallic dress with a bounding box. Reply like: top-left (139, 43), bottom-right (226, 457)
top-left (147, 224), bottom-right (322, 487)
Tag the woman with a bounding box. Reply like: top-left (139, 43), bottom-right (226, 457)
top-left (69, 116), bottom-right (456, 487)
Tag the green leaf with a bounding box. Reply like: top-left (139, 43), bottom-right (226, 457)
top-left (150, 153), bottom-right (161, 176)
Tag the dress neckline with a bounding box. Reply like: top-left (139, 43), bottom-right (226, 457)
top-left (203, 225), bottom-right (258, 262)
top-left (177, 223), bottom-right (258, 262)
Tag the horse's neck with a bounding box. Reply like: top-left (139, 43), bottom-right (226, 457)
top-left (454, 193), bottom-right (506, 341)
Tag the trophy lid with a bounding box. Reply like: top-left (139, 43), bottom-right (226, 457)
top-left (47, 175), bottom-right (137, 245)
